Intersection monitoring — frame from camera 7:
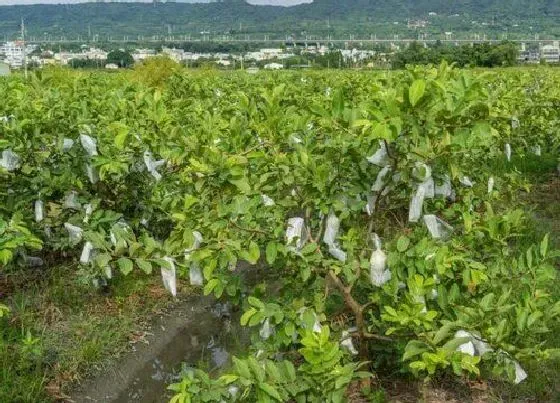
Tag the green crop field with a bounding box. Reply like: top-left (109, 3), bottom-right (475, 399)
top-left (1, 63), bottom-right (559, 402)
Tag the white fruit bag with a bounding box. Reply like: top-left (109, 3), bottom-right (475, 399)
top-left (408, 185), bottom-right (425, 223)
top-left (161, 257), bottom-right (177, 297)
top-left (371, 166), bottom-right (391, 192)
top-left (505, 143), bottom-right (512, 162)
top-left (63, 191), bottom-right (81, 210)
top-left (79, 134), bottom-right (98, 157)
top-left (259, 318), bottom-right (273, 340)
top-left (261, 194), bottom-right (275, 206)
top-left (435, 175), bottom-right (454, 200)
top-left (367, 140), bottom-right (390, 167)
top-left (459, 176), bottom-right (474, 187)
top-left (423, 214), bottom-right (453, 239)
top-left (80, 241), bottom-right (94, 264)
top-left (64, 223), bottom-right (83, 242)
top-left (340, 330), bottom-right (359, 355)
top-left (86, 164), bottom-right (99, 184)
top-left (189, 266), bottom-right (203, 286)
top-left (143, 151), bottom-right (166, 181)
top-left (369, 234), bottom-right (391, 287)
top-left (0, 149), bottom-right (20, 171)
top-left (323, 213), bottom-right (346, 262)
top-left (286, 217), bottom-right (306, 251)
top-left (35, 200), bottom-right (44, 223)
top-left (63, 138), bottom-right (74, 151)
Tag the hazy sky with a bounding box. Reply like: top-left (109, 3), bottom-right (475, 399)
top-left (0, 0), bottom-right (313, 5)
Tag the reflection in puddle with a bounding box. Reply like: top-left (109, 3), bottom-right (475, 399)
top-left (112, 303), bottom-right (247, 403)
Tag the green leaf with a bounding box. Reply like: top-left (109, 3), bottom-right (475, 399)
top-left (409, 79), bottom-right (426, 107)
top-left (403, 340), bottom-right (429, 361)
top-left (113, 125), bottom-right (129, 149)
top-left (117, 257), bottom-right (134, 276)
top-left (248, 296), bottom-right (265, 308)
top-left (373, 122), bottom-right (392, 140)
top-left (397, 235), bottom-right (411, 252)
top-left (204, 279), bottom-right (220, 296)
top-left (229, 178), bottom-right (251, 194)
top-left (135, 258), bottom-right (153, 274)
top-left (442, 337), bottom-right (471, 352)
top-left (246, 241), bottom-right (260, 265)
top-left (240, 307), bottom-right (257, 326)
top-left (540, 234), bottom-right (549, 258)
top-left (233, 357), bottom-right (251, 379)
top-left (259, 383), bottom-right (282, 401)
top-left (0, 249), bottom-right (13, 265)
top-left (265, 241), bottom-right (278, 265)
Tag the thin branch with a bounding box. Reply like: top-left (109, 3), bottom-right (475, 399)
top-left (239, 141), bottom-right (271, 156)
top-left (229, 220), bottom-right (270, 236)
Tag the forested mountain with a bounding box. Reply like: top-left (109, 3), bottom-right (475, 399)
top-left (0, 0), bottom-right (558, 40)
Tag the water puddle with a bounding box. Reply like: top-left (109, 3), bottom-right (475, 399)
top-left (72, 299), bottom-right (248, 403)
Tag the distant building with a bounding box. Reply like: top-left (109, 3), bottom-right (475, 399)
top-left (264, 62), bottom-right (284, 70)
top-left (541, 43), bottom-right (560, 63)
top-left (0, 41), bottom-right (24, 68)
top-left (105, 63), bottom-right (119, 69)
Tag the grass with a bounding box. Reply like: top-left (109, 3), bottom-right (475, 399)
top-left (0, 265), bottom-right (189, 402)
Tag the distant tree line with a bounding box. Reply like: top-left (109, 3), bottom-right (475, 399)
top-left (392, 41), bottom-right (519, 68)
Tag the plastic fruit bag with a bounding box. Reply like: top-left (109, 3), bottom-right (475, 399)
top-left (79, 134), bottom-right (98, 157)
top-left (365, 193), bottom-right (377, 216)
top-left (63, 138), bottom-right (74, 151)
top-left (369, 234), bottom-right (391, 287)
top-left (367, 140), bottom-right (390, 167)
top-left (323, 213), bottom-right (346, 262)
top-left (143, 151), bottom-right (166, 181)
top-left (435, 175), bottom-right (454, 200)
top-left (453, 330), bottom-right (493, 356)
top-left (408, 185), bottom-right (425, 223)
top-left (505, 143), bottom-right (512, 162)
top-left (261, 194), bottom-right (275, 206)
top-left (35, 200), bottom-right (44, 223)
top-left (86, 164), bottom-right (99, 184)
top-left (64, 223), bottom-right (83, 242)
top-left (488, 177), bottom-right (495, 194)
top-left (459, 176), bottom-right (474, 187)
top-left (80, 241), bottom-right (94, 264)
top-left (423, 214), bottom-right (453, 239)
top-left (531, 145), bottom-right (542, 156)
top-left (340, 330), bottom-right (359, 355)
top-left (419, 177), bottom-right (435, 199)
top-left (371, 166), bottom-right (391, 192)
top-left (286, 217), bottom-right (306, 251)
top-left (83, 204), bottom-right (93, 223)
top-left (0, 149), bottom-right (20, 171)
top-left (161, 257), bottom-right (177, 297)
top-left (259, 318), bottom-right (273, 340)
top-left (412, 162), bottom-right (432, 182)
top-left (189, 266), bottom-right (203, 286)
top-left (63, 191), bottom-right (81, 210)
top-left (323, 213), bottom-right (340, 246)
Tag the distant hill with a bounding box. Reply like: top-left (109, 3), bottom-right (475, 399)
top-left (0, 0), bottom-right (558, 40)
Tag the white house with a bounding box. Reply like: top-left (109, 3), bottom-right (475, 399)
top-left (541, 43), bottom-right (560, 63)
top-left (264, 62), bottom-right (284, 70)
top-left (0, 41), bottom-right (25, 68)
top-left (105, 63), bottom-right (119, 70)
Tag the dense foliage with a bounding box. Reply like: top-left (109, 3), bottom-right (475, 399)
top-left (0, 0), bottom-right (559, 39)
top-left (392, 41), bottom-right (519, 69)
top-left (0, 65), bottom-right (559, 402)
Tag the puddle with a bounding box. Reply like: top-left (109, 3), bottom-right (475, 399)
top-left (71, 298), bottom-right (249, 403)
